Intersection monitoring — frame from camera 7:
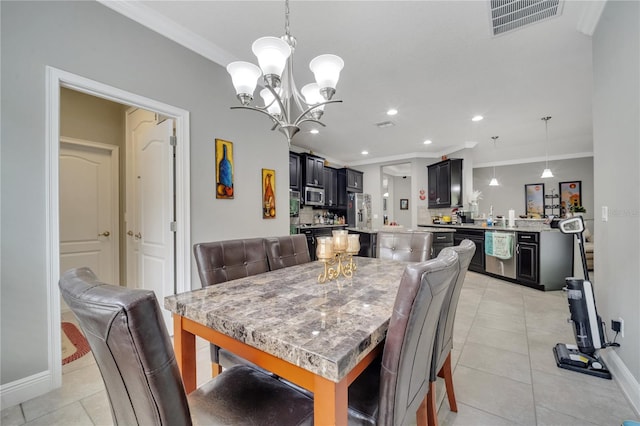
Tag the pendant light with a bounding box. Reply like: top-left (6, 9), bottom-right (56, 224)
top-left (541, 116), bottom-right (554, 178)
top-left (489, 136), bottom-right (499, 186)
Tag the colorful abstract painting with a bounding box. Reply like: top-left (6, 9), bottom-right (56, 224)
top-left (559, 181), bottom-right (582, 217)
top-left (262, 168), bottom-right (276, 219)
top-left (524, 183), bottom-right (545, 217)
top-left (215, 139), bottom-right (234, 199)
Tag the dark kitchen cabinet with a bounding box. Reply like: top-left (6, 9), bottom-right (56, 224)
top-left (427, 159), bottom-right (463, 208)
top-left (349, 230), bottom-right (377, 258)
top-left (453, 229), bottom-right (485, 273)
top-left (301, 154), bottom-right (324, 188)
top-left (323, 166), bottom-right (338, 207)
top-left (337, 168), bottom-right (364, 208)
top-left (431, 232), bottom-right (454, 258)
top-left (289, 152), bottom-right (301, 191)
top-left (516, 232), bottom-right (538, 285)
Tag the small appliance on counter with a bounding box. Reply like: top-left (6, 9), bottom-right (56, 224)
top-left (456, 211), bottom-right (474, 223)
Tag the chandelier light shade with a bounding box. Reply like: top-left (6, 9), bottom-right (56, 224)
top-left (226, 62), bottom-right (262, 104)
top-left (541, 116), bottom-right (554, 178)
top-left (226, 0), bottom-right (343, 144)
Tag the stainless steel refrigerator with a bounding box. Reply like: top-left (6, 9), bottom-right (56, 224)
top-left (347, 193), bottom-right (372, 229)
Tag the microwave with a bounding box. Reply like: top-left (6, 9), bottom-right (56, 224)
top-left (304, 186), bottom-right (324, 206)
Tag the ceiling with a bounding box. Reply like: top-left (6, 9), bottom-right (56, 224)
top-left (104, 1), bottom-right (602, 168)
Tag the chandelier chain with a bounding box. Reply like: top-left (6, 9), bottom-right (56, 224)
top-left (284, 0), bottom-right (290, 37)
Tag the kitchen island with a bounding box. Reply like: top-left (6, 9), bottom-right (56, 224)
top-left (418, 223), bottom-right (573, 291)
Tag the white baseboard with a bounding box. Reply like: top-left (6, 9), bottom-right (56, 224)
top-left (602, 350), bottom-right (640, 417)
top-left (0, 370), bottom-right (55, 410)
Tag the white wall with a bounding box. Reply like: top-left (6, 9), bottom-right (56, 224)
top-left (392, 176), bottom-right (411, 226)
top-left (593, 0), bottom-right (640, 403)
top-left (1, 1), bottom-right (288, 394)
top-left (473, 156), bottom-right (595, 226)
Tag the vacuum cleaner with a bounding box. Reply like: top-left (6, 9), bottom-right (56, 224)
top-left (553, 216), bottom-right (614, 379)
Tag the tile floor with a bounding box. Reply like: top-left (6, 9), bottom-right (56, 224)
top-left (2, 272), bottom-right (638, 425)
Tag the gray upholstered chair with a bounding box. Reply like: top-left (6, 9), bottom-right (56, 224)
top-left (264, 234), bottom-right (311, 270)
top-left (193, 238), bottom-right (270, 375)
top-left (376, 231), bottom-right (434, 262)
top-left (426, 239), bottom-right (476, 426)
top-left (59, 267), bottom-right (313, 426)
top-left (347, 247), bottom-right (460, 426)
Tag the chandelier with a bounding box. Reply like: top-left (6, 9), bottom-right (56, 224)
top-left (226, 0), bottom-right (344, 144)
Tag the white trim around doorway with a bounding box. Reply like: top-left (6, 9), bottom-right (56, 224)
top-left (44, 66), bottom-right (191, 392)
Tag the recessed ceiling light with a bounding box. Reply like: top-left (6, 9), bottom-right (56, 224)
top-left (472, 115), bottom-right (484, 122)
top-left (423, 139), bottom-right (433, 145)
top-left (387, 108), bottom-right (398, 116)
top-left (361, 150), bottom-right (369, 155)
top-left (310, 129), bottom-right (319, 134)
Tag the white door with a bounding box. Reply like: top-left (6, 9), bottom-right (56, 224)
top-left (126, 109), bottom-right (175, 329)
top-left (60, 139), bottom-right (119, 285)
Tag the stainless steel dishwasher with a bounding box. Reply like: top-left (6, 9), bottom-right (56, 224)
top-left (484, 230), bottom-right (517, 279)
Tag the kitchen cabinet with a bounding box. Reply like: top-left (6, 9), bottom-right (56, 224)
top-left (348, 230), bottom-right (377, 258)
top-left (323, 166), bottom-right (338, 207)
top-left (431, 231), bottom-right (454, 258)
top-left (337, 168), bottom-right (364, 208)
top-left (453, 229), bottom-right (485, 273)
top-left (301, 153), bottom-right (324, 188)
top-left (427, 159), bottom-right (463, 208)
top-left (516, 232), bottom-right (538, 285)
top-left (289, 152), bottom-right (301, 191)
top-left (300, 226), bottom-right (346, 261)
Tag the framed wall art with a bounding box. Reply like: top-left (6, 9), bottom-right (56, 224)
top-left (524, 183), bottom-right (545, 217)
top-left (215, 139), bottom-right (234, 199)
top-left (559, 180), bottom-right (582, 217)
top-left (262, 168), bottom-right (276, 219)
top-left (400, 199), bottom-right (409, 210)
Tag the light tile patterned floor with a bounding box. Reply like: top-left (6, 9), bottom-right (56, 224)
top-left (2, 272), bottom-right (638, 425)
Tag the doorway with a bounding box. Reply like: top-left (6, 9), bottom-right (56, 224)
top-left (381, 163), bottom-right (412, 227)
top-left (46, 66), bottom-right (191, 388)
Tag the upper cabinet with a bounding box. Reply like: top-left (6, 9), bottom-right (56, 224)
top-left (301, 153), bottom-right (324, 188)
top-left (427, 158), bottom-right (463, 208)
top-left (323, 166), bottom-right (338, 207)
top-left (289, 152), bottom-right (301, 192)
top-left (337, 168), bottom-right (364, 208)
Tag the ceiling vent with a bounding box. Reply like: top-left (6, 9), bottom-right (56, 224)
top-left (375, 121), bottom-right (396, 129)
top-left (490, 0), bottom-right (563, 36)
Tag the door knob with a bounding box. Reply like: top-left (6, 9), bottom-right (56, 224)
top-left (98, 231), bottom-right (110, 237)
top-left (135, 232), bottom-right (142, 240)
top-left (127, 231), bottom-right (134, 236)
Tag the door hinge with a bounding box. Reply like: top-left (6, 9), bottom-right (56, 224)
top-left (170, 135), bottom-right (177, 146)
top-left (170, 221), bottom-right (177, 232)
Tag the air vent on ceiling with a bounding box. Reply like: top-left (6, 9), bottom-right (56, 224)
top-left (375, 121), bottom-right (396, 128)
top-left (490, 0), bottom-right (563, 36)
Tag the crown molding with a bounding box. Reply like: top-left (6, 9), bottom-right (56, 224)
top-left (474, 151), bottom-right (594, 168)
top-left (577, 0), bottom-right (607, 36)
top-left (97, 0), bottom-right (235, 66)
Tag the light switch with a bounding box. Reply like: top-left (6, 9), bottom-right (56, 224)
top-left (602, 206), bottom-right (608, 222)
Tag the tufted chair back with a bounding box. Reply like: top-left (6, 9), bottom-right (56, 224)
top-left (194, 238), bottom-right (269, 287)
top-left (347, 248), bottom-right (459, 426)
top-left (376, 231), bottom-right (434, 262)
top-left (264, 235), bottom-right (311, 271)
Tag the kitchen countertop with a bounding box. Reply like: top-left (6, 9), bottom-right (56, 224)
top-left (418, 223), bottom-right (559, 232)
top-left (296, 224), bottom-right (347, 230)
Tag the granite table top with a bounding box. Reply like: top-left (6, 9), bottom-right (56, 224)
top-left (164, 257), bottom-right (409, 382)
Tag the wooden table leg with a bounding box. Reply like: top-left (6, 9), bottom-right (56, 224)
top-left (173, 314), bottom-right (196, 393)
top-left (314, 375), bottom-right (348, 425)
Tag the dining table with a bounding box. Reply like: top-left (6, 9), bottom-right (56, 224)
top-left (164, 256), bottom-right (409, 425)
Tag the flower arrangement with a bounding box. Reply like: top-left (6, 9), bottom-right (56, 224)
top-left (570, 205), bottom-right (586, 213)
